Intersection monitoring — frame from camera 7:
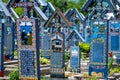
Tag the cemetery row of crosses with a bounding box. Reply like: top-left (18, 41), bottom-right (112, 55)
top-left (0, 0), bottom-right (120, 80)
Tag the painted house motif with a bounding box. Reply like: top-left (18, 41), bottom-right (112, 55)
top-left (66, 29), bottom-right (85, 48)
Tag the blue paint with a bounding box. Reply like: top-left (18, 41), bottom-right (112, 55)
top-left (109, 20), bottom-right (120, 63)
top-left (89, 20), bottom-right (108, 80)
top-left (11, 23), bottom-right (15, 60)
top-left (41, 33), bottom-right (50, 59)
top-left (50, 33), bottom-right (65, 78)
top-left (111, 36), bottom-right (119, 51)
top-left (0, 23), bottom-right (4, 72)
top-left (70, 46), bottom-right (80, 72)
top-left (17, 17), bottom-right (40, 79)
top-left (91, 42), bottom-right (104, 63)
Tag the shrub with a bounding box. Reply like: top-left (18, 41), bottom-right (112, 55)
top-left (14, 50), bottom-right (18, 57)
top-left (14, 7), bottom-right (24, 17)
top-left (41, 76), bottom-right (47, 80)
top-left (111, 67), bottom-right (120, 73)
top-left (9, 69), bottom-right (19, 80)
top-left (64, 52), bottom-right (70, 62)
top-left (40, 57), bottom-right (50, 65)
top-left (91, 76), bottom-right (98, 80)
top-left (78, 42), bottom-right (90, 53)
top-left (108, 58), bottom-right (113, 74)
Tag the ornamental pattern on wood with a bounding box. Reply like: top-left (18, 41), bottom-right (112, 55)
top-left (17, 16), bottom-right (40, 79)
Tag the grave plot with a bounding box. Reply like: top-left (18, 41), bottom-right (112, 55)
top-left (17, 16), bottom-right (40, 79)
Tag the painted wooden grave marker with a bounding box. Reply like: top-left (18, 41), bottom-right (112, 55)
top-left (17, 16), bottom-right (40, 79)
top-left (89, 19), bottom-right (108, 79)
top-left (50, 32), bottom-right (65, 78)
top-left (41, 32), bottom-right (50, 58)
top-left (70, 46), bottom-right (80, 73)
top-left (109, 20), bottom-right (120, 62)
top-left (4, 23), bottom-right (14, 60)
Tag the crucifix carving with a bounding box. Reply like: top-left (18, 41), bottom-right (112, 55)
top-left (13, 0), bottom-right (37, 17)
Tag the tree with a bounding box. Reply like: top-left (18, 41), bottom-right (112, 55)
top-left (46, 0), bottom-right (87, 15)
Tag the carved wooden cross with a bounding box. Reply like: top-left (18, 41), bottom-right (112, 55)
top-left (13, 0), bottom-right (37, 17)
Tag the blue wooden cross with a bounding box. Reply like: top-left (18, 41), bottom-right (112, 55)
top-left (88, 1), bottom-right (109, 80)
top-left (89, 19), bottom-right (108, 80)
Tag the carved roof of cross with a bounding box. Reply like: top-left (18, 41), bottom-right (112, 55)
top-left (7, 0), bottom-right (48, 20)
top-left (0, 1), bottom-right (14, 21)
top-left (83, 0), bottom-right (117, 21)
top-left (65, 8), bottom-right (85, 22)
top-left (12, 0), bottom-right (37, 16)
top-left (66, 29), bottom-right (85, 42)
top-left (7, 0), bottom-right (40, 7)
top-left (44, 9), bottom-right (72, 28)
top-left (42, 2), bottom-right (55, 18)
top-left (82, 0), bottom-right (116, 12)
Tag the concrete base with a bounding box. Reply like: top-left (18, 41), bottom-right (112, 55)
top-left (0, 71), bottom-right (4, 77)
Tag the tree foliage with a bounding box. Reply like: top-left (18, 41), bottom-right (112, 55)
top-left (78, 42), bottom-right (90, 53)
top-left (9, 69), bottom-right (19, 80)
top-left (2, 0), bottom-right (9, 3)
top-left (47, 0), bottom-right (87, 14)
top-left (14, 7), bottom-right (24, 17)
